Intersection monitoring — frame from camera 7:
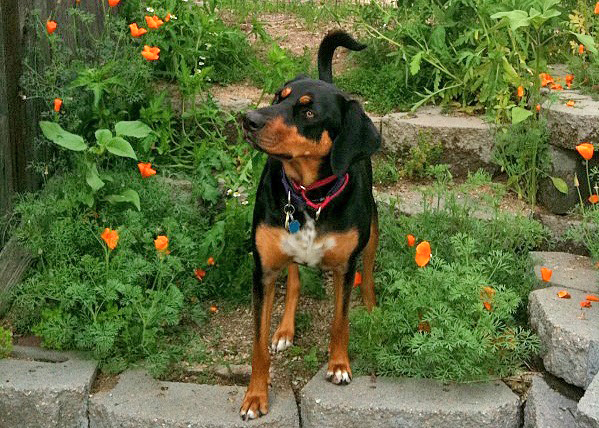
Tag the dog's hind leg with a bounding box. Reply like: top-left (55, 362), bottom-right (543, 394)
top-left (360, 211), bottom-right (378, 311)
top-left (271, 263), bottom-right (301, 352)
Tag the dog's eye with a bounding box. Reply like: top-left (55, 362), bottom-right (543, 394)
top-left (304, 110), bottom-right (314, 119)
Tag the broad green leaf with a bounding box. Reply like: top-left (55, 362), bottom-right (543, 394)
top-left (550, 176), bottom-right (568, 194)
top-left (105, 189), bottom-right (140, 211)
top-left (95, 129), bottom-right (112, 147)
top-left (511, 107), bottom-right (533, 124)
top-left (490, 10), bottom-right (530, 32)
top-left (85, 163), bottom-right (105, 191)
top-left (39, 121), bottom-right (87, 151)
top-left (106, 137), bottom-right (137, 159)
top-left (115, 121), bottom-right (152, 138)
top-left (79, 192), bottom-right (94, 208)
top-left (501, 57), bottom-right (520, 85)
top-left (410, 52), bottom-right (423, 76)
top-left (574, 33), bottom-right (598, 55)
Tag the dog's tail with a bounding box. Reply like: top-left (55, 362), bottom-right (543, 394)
top-left (318, 31), bottom-right (366, 84)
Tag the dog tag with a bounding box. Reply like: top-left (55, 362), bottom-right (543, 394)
top-left (288, 220), bottom-right (300, 234)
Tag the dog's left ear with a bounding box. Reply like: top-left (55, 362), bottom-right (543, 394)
top-left (330, 99), bottom-right (380, 176)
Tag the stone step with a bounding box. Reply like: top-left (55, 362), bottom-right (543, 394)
top-left (523, 375), bottom-right (579, 428)
top-left (531, 251), bottom-right (599, 294)
top-left (89, 369), bottom-right (299, 428)
top-left (529, 286), bottom-right (599, 389)
top-left (577, 373), bottom-right (599, 428)
top-left (0, 346), bottom-right (98, 428)
top-left (300, 366), bottom-right (521, 428)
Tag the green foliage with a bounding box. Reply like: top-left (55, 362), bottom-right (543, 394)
top-left (39, 120), bottom-right (151, 209)
top-left (350, 174), bottom-right (545, 381)
top-left (0, 327), bottom-right (12, 358)
top-left (402, 133), bottom-right (443, 180)
top-left (373, 154), bottom-right (401, 186)
top-left (493, 119), bottom-right (551, 205)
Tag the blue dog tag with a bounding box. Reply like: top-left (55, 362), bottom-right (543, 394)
top-left (288, 220), bottom-right (300, 234)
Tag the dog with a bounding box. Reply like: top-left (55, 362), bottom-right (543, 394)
top-left (240, 30), bottom-right (380, 420)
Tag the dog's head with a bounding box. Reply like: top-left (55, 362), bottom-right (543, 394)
top-left (242, 32), bottom-right (380, 183)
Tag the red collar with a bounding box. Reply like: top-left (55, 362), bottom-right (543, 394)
top-left (288, 173), bottom-right (349, 212)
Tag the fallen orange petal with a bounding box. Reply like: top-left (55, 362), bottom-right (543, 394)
top-left (586, 294), bottom-right (599, 302)
top-left (566, 100), bottom-right (575, 107)
top-left (557, 290), bottom-right (571, 299)
top-left (210, 305), bottom-right (218, 313)
top-left (580, 300), bottom-right (592, 308)
top-left (540, 267), bottom-right (553, 282)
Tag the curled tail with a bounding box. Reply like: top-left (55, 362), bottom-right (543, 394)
top-left (317, 30), bottom-right (366, 84)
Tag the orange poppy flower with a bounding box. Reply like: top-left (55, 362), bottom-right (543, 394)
top-left (576, 143), bottom-right (594, 160)
top-left (154, 235), bottom-right (169, 252)
top-left (108, 0), bottom-right (120, 6)
top-left (586, 294), bottom-right (599, 302)
top-left (589, 194), bottom-right (599, 204)
top-left (539, 73), bottom-right (554, 87)
top-left (482, 286), bottom-right (496, 298)
top-left (53, 98), bottom-right (62, 112)
top-left (415, 241), bottom-right (431, 267)
top-left (580, 300), bottom-right (592, 308)
top-left (540, 267), bottom-right (552, 282)
top-left (207, 257), bottom-right (215, 266)
top-left (407, 234), bottom-right (416, 247)
top-left (566, 100), bottom-right (575, 107)
top-left (101, 228), bottom-right (119, 251)
top-left (595, 2), bottom-right (599, 14)
top-left (565, 74), bottom-right (574, 88)
top-left (165, 13), bottom-right (171, 22)
top-left (210, 305), bottom-right (218, 313)
top-left (517, 86), bottom-right (524, 98)
top-left (141, 45), bottom-right (160, 61)
top-left (550, 83), bottom-right (563, 90)
top-left (129, 23), bottom-right (147, 38)
top-left (195, 268), bottom-right (206, 281)
top-left (557, 290), bottom-right (571, 299)
top-left (137, 162), bottom-right (157, 178)
top-left (46, 20), bottom-right (57, 35)
top-left (353, 271), bottom-right (362, 287)
top-left (483, 301), bottom-right (492, 311)
top-left (145, 15), bottom-right (164, 29)
top-left (579, 44), bottom-right (585, 55)
top-left (536, 104), bottom-right (541, 112)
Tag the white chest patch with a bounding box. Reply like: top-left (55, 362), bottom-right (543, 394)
top-left (280, 217), bottom-right (335, 267)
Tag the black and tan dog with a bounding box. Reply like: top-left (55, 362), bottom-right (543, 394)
top-left (240, 30), bottom-right (380, 420)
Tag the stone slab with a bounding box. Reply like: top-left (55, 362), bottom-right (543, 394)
top-left (544, 90), bottom-right (599, 150)
top-left (531, 251), bottom-right (599, 294)
top-left (523, 375), bottom-right (578, 428)
top-left (529, 286), bottom-right (599, 389)
top-left (89, 369), bottom-right (299, 428)
top-left (379, 106), bottom-right (495, 176)
top-left (578, 373), bottom-right (599, 428)
top-left (300, 366), bottom-right (521, 428)
top-left (0, 351), bottom-right (98, 428)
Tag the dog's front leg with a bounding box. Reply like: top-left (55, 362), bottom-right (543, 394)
top-left (326, 263), bottom-right (355, 385)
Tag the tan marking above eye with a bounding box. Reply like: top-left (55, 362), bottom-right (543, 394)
top-left (299, 95), bottom-right (312, 104)
top-left (281, 87), bottom-right (292, 98)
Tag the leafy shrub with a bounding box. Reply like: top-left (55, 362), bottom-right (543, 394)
top-left (0, 327), bottom-right (12, 358)
top-left (350, 173), bottom-right (545, 381)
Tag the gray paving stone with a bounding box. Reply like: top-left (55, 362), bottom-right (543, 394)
top-left (379, 106), bottom-right (496, 176)
top-left (0, 351), bottom-right (98, 428)
top-left (300, 366), bottom-right (521, 428)
top-left (544, 90), bottom-right (599, 150)
top-left (523, 375), bottom-right (578, 428)
top-left (529, 286), bottom-right (599, 389)
top-left (531, 251), bottom-right (599, 294)
top-left (89, 369), bottom-right (298, 428)
top-left (577, 373), bottom-right (599, 428)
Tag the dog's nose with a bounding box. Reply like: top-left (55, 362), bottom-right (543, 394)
top-left (243, 110), bottom-right (266, 132)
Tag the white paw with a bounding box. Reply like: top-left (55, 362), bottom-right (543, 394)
top-left (271, 337), bottom-right (293, 353)
top-left (326, 369), bottom-right (351, 385)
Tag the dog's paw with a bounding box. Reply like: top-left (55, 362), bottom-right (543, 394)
top-left (271, 328), bottom-right (294, 353)
top-left (326, 362), bottom-right (352, 385)
top-left (240, 389), bottom-right (268, 421)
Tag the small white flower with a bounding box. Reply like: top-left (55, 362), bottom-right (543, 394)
top-left (198, 61), bottom-right (204, 66)
top-left (241, 200), bottom-right (249, 205)
top-left (182, 0), bottom-right (188, 2)
top-left (20, 94), bottom-right (27, 100)
top-left (227, 189), bottom-right (233, 195)
top-left (171, 15), bottom-right (177, 20)
top-left (199, 56), bottom-right (206, 60)
top-left (205, 43), bottom-right (212, 49)
top-left (146, 7), bottom-right (154, 12)
top-left (233, 192), bottom-right (241, 198)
